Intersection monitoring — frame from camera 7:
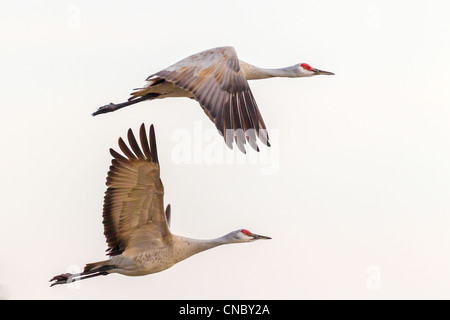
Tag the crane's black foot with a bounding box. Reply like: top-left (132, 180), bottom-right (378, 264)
top-left (49, 273), bottom-right (74, 287)
top-left (92, 103), bottom-right (118, 116)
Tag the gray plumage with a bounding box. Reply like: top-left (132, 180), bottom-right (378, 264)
top-left (50, 124), bottom-right (270, 287)
top-left (92, 46), bottom-right (334, 153)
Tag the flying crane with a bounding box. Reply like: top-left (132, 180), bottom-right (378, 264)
top-left (92, 46), bottom-right (334, 153)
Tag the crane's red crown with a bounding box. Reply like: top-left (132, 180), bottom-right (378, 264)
top-left (241, 229), bottom-right (252, 236)
top-left (301, 63), bottom-right (312, 71)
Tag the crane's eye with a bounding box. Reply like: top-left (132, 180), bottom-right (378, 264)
top-left (241, 229), bottom-right (252, 236)
top-left (301, 63), bottom-right (312, 71)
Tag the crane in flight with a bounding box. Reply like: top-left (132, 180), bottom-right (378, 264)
top-left (92, 46), bottom-right (334, 153)
top-left (50, 124), bottom-right (271, 286)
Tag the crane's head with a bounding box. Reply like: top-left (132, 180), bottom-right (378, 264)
top-left (296, 63), bottom-right (335, 77)
top-left (227, 229), bottom-right (272, 243)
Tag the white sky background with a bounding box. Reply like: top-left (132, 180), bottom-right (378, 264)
top-left (0, 0), bottom-right (449, 299)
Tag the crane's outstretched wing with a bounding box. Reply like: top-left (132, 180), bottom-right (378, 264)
top-left (149, 46), bottom-right (269, 153)
top-left (102, 124), bottom-right (171, 257)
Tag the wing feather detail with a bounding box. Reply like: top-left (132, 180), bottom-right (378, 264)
top-left (102, 124), bottom-right (169, 257)
top-left (153, 46), bottom-right (269, 152)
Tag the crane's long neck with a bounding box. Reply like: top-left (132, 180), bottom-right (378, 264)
top-left (239, 60), bottom-right (299, 80)
top-left (173, 234), bottom-right (235, 262)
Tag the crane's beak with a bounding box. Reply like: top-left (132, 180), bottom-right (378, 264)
top-left (312, 68), bottom-right (335, 76)
top-left (251, 233), bottom-right (272, 240)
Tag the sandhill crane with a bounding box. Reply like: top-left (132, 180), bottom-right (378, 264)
top-left (92, 46), bottom-right (334, 153)
top-left (50, 124), bottom-right (271, 286)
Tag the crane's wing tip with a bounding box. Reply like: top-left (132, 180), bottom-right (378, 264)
top-left (165, 204), bottom-right (171, 228)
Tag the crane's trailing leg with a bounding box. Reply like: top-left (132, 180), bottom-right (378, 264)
top-left (92, 93), bottom-right (159, 116)
top-left (50, 265), bottom-right (115, 287)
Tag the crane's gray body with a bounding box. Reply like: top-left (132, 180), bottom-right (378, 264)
top-left (107, 235), bottom-right (226, 276)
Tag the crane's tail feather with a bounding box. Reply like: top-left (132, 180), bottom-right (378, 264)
top-left (50, 263), bottom-right (116, 287)
top-left (83, 259), bottom-right (111, 273)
